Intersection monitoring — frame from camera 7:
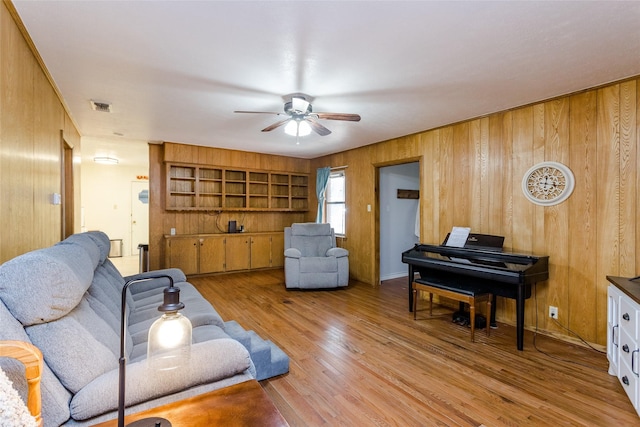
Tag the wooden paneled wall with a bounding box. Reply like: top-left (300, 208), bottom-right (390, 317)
top-left (148, 142), bottom-right (311, 270)
top-left (311, 78), bottom-right (639, 346)
top-left (0, 2), bottom-right (81, 264)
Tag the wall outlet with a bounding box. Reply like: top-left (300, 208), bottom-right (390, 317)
top-left (170, 228), bottom-right (176, 236)
top-left (549, 306), bottom-right (558, 319)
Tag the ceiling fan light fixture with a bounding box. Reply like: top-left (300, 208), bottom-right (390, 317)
top-left (94, 156), bottom-right (119, 165)
top-left (236, 94), bottom-right (359, 137)
top-left (284, 120), bottom-right (311, 137)
top-left (298, 120), bottom-right (311, 136)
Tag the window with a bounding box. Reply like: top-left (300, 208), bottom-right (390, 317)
top-left (325, 170), bottom-right (346, 235)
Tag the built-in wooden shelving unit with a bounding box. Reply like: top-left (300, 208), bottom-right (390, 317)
top-left (166, 163), bottom-right (309, 211)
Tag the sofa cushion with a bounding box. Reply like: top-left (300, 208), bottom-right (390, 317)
top-left (83, 231), bottom-right (112, 263)
top-left (26, 306), bottom-right (118, 394)
top-left (55, 233), bottom-right (101, 270)
top-left (0, 246), bottom-right (92, 326)
top-left (129, 324), bottom-right (231, 362)
top-left (130, 283), bottom-right (225, 329)
top-left (69, 339), bottom-right (252, 421)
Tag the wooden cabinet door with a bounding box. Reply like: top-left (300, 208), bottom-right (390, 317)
top-left (199, 236), bottom-right (226, 274)
top-left (271, 233), bottom-right (285, 268)
top-left (166, 237), bottom-right (199, 275)
top-left (250, 235), bottom-right (272, 269)
top-left (225, 235), bottom-right (250, 271)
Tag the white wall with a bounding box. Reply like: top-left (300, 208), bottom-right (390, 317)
top-left (379, 162), bottom-right (420, 281)
top-left (80, 137), bottom-right (149, 257)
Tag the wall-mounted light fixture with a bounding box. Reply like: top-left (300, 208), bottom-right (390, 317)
top-left (94, 156), bottom-right (119, 165)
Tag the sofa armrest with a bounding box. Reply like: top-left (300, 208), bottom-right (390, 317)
top-left (326, 247), bottom-right (349, 258)
top-left (69, 338), bottom-right (252, 421)
top-left (123, 269), bottom-right (187, 294)
top-left (284, 248), bottom-right (301, 259)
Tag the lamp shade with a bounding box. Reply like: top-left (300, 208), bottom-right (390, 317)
top-left (147, 312), bottom-right (192, 371)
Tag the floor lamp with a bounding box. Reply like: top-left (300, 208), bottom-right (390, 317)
top-left (118, 275), bottom-right (192, 427)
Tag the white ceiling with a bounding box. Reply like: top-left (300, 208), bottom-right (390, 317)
top-left (13, 1), bottom-right (640, 164)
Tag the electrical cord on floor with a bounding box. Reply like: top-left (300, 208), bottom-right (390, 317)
top-left (533, 284), bottom-right (606, 370)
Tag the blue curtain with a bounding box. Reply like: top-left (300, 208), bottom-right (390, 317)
top-left (316, 167), bottom-right (331, 223)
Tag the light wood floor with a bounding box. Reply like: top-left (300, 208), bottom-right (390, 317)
top-left (190, 270), bottom-right (638, 426)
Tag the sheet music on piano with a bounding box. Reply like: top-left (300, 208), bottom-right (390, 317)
top-left (444, 226), bottom-right (471, 247)
top-left (446, 226), bottom-right (472, 263)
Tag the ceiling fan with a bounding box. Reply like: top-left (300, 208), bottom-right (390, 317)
top-left (234, 95), bottom-right (361, 137)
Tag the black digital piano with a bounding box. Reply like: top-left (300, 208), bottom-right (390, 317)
top-left (401, 235), bottom-right (549, 350)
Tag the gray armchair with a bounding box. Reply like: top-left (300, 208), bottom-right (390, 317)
top-left (284, 223), bottom-right (349, 289)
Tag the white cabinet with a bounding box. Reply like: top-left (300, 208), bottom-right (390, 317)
top-left (619, 295), bottom-right (640, 410)
top-left (608, 285), bottom-right (622, 376)
top-left (607, 277), bottom-right (640, 417)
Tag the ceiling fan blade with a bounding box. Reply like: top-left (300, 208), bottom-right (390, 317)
top-left (261, 119), bottom-right (291, 132)
top-left (315, 112), bottom-right (361, 122)
top-left (234, 110), bottom-right (282, 115)
top-left (306, 118), bottom-right (332, 136)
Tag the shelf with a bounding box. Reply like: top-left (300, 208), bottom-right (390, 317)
top-left (166, 163), bottom-right (308, 211)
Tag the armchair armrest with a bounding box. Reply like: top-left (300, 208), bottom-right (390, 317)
top-left (70, 338), bottom-right (252, 421)
top-left (0, 340), bottom-right (43, 426)
top-left (327, 247), bottom-right (349, 258)
top-left (284, 248), bottom-right (302, 259)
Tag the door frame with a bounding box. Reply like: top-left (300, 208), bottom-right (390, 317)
top-left (373, 156), bottom-right (422, 286)
top-left (61, 132), bottom-right (74, 239)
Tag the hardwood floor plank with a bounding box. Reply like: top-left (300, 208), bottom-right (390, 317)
top-left (191, 271), bottom-right (637, 426)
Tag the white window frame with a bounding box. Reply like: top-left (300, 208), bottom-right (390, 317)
top-left (325, 170), bottom-right (346, 236)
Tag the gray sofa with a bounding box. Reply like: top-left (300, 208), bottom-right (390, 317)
top-left (284, 223), bottom-right (349, 289)
top-left (0, 231), bottom-right (288, 426)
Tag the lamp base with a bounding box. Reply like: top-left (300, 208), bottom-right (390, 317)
top-left (127, 417), bottom-right (171, 427)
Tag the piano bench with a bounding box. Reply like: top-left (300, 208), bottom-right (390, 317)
top-left (412, 278), bottom-right (492, 342)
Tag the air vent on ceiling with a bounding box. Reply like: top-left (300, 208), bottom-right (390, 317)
top-left (90, 100), bottom-right (111, 113)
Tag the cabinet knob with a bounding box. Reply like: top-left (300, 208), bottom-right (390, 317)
top-left (622, 376), bottom-right (630, 386)
top-left (623, 313), bottom-right (630, 321)
top-left (623, 344), bottom-right (630, 353)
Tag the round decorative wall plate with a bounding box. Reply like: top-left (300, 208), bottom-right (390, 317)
top-left (521, 161), bottom-right (575, 206)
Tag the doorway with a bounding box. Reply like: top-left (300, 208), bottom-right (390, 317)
top-left (130, 181), bottom-right (149, 254)
top-left (378, 162), bottom-right (420, 282)
top-left (61, 137), bottom-right (74, 239)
